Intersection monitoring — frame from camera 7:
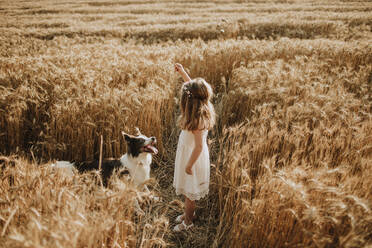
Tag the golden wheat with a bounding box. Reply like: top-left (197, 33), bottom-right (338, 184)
top-left (0, 0), bottom-right (371, 247)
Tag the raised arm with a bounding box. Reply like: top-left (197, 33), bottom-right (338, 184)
top-left (175, 63), bottom-right (192, 82)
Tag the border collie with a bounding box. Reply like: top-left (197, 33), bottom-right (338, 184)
top-left (51, 130), bottom-right (158, 188)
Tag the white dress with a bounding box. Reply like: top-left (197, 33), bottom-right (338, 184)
top-left (173, 130), bottom-right (210, 201)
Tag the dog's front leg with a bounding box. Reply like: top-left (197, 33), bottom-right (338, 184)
top-left (133, 198), bottom-right (145, 216)
top-left (143, 184), bottom-right (150, 193)
top-left (143, 185), bottom-right (160, 202)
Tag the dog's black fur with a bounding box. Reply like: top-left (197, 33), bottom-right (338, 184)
top-left (73, 159), bottom-right (128, 187)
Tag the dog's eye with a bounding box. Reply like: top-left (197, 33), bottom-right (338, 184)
top-left (136, 138), bottom-right (145, 144)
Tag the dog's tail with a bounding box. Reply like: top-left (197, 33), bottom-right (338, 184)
top-left (50, 161), bottom-right (75, 176)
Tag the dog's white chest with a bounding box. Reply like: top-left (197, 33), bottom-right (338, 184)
top-left (120, 153), bottom-right (151, 186)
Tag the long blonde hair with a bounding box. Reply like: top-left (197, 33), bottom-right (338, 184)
top-left (178, 78), bottom-right (216, 131)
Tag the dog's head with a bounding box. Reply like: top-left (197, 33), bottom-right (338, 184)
top-left (121, 130), bottom-right (158, 157)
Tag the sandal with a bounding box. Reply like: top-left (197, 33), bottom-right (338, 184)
top-left (175, 212), bottom-right (196, 223)
top-left (173, 220), bottom-right (193, 232)
top-left (175, 214), bottom-right (184, 223)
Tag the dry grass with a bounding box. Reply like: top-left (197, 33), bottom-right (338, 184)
top-left (0, 156), bottom-right (169, 247)
top-left (0, 0), bottom-right (372, 247)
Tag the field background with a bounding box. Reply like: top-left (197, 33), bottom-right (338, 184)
top-left (0, 0), bottom-right (371, 247)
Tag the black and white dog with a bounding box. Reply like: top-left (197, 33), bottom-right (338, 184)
top-left (51, 130), bottom-right (158, 188)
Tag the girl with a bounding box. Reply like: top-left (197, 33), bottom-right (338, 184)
top-left (173, 63), bottom-right (216, 232)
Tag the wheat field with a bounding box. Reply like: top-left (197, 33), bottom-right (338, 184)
top-left (0, 0), bottom-right (371, 247)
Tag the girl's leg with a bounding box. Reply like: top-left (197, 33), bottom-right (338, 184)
top-left (184, 196), bottom-right (195, 225)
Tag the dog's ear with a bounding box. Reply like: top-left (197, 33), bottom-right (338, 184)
top-left (121, 131), bottom-right (132, 142)
top-left (134, 127), bottom-right (142, 136)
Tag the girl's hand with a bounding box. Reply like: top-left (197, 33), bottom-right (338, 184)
top-left (185, 165), bottom-right (193, 175)
top-left (175, 63), bottom-right (184, 73)
top-left (175, 63), bottom-right (192, 82)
